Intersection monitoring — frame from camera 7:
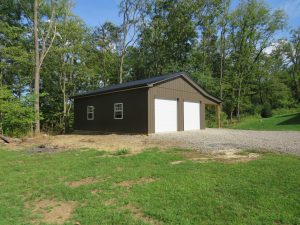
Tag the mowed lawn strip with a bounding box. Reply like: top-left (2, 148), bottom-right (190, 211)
top-left (229, 112), bottom-right (300, 131)
top-left (0, 148), bottom-right (299, 225)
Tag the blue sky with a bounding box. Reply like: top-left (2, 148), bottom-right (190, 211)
top-left (73, 0), bottom-right (300, 38)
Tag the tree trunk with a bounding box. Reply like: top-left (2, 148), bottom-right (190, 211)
top-left (62, 72), bottom-right (67, 134)
top-left (0, 112), bottom-right (3, 135)
top-left (33, 0), bottom-right (40, 134)
top-left (119, 54), bottom-right (125, 84)
top-left (292, 68), bottom-right (300, 102)
top-left (220, 29), bottom-right (225, 100)
top-left (237, 77), bottom-right (243, 121)
top-left (0, 70), bottom-right (3, 86)
top-left (202, 33), bottom-right (206, 77)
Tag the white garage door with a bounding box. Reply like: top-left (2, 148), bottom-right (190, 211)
top-left (184, 101), bottom-right (200, 130)
top-left (155, 99), bottom-right (177, 133)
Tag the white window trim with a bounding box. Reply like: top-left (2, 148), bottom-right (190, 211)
top-left (87, 106), bottom-right (94, 120)
top-left (114, 103), bottom-right (123, 119)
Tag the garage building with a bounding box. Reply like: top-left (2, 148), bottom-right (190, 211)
top-left (73, 72), bottom-right (222, 134)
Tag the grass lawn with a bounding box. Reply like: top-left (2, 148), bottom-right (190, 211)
top-left (0, 148), bottom-right (299, 225)
top-left (228, 112), bottom-right (300, 131)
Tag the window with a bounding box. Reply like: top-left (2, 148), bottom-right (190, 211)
top-left (114, 103), bottom-right (123, 119)
top-left (87, 106), bottom-right (94, 120)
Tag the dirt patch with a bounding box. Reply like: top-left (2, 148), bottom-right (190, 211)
top-left (66, 177), bottom-right (102, 188)
top-left (29, 144), bottom-right (63, 153)
top-left (102, 199), bottom-right (162, 224)
top-left (180, 149), bottom-right (260, 163)
top-left (104, 198), bottom-right (118, 206)
top-left (17, 134), bottom-right (162, 153)
top-left (115, 178), bottom-right (157, 188)
top-left (91, 189), bottom-right (102, 195)
top-left (116, 166), bottom-right (124, 172)
top-left (26, 199), bottom-right (76, 224)
top-left (170, 160), bottom-right (184, 165)
top-left (211, 149), bottom-right (260, 163)
top-left (122, 204), bottom-right (162, 225)
top-left (80, 138), bottom-right (96, 143)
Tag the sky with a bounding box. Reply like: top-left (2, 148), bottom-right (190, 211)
top-left (73, 0), bottom-right (300, 39)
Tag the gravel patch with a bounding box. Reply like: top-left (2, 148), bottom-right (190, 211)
top-left (149, 128), bottom-right (300, 155)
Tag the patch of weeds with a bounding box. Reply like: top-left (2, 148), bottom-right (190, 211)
top-left (241, 149), bottom-right (269, 155)
top-left (95, 150), bottom-right (107, 156)
top-left (78, 147), bottom-right (101, 152)
top-left (166, 148), bottom-right (190, 153)
top-left (238, 150), bottom-right (251, 156)
top-left (142, 147), bottom-right (160, 152)
top-left (115, 178), bottom-right (158, 188)
top-left (113, 148), bottom-right (130, 156)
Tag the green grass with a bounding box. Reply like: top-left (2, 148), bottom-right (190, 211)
top-left (0, 148), bottom-right (299, 225)
top-left (228, 112), bottom-right (300, 131)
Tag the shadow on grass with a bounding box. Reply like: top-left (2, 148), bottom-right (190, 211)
top-left (276, 113), bottom-right (300, 126)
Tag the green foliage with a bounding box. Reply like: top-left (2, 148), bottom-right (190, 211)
top-left (113, 148), bottom-right (130, 156)
top-left (0, 87), bottom-right (35, 136)
top-left (228, 112), bottom-right (300, 131)
top-left (0, 148), bottom-right (299, 224)
top-left (261, 102), bottom-right (273, 118)
top-left (272, 106), bottom-right (300, 115)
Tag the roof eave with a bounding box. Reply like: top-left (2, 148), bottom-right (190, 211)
top-left (72, 84), bottom-right (151, 99)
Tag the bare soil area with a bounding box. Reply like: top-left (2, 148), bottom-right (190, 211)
top-left (103, 199), bottom-right (162, 225)
top-left (25, 199), bottom-right (76, 224)
top-left (171, 149), bottom-right (260, 164)
top-left (5, 133), bottom-right (166, 153)
top-left (66, 177), bottom-right (102, 188)
top-left (115, 178), bottom-right (158, 188)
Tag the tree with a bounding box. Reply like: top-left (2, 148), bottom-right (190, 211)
top-left (133, 0), bottom-right (197, 77)
top-left (0, 0), bottom-right (31, 94)
top-left (227, 0), bottom-right (286, 120)
top-left (118, 0), bottom-right (143, 83)
top-left (217, 0), bottom-right (230, 100)
top-left (40, 10), bottom-right (98, 133)
top-left (32, 0), bottom-right (69, 134)
top-left (93, 22), bottom-right (120, 85)
top-left (282, 28), bottom-right (300, 102)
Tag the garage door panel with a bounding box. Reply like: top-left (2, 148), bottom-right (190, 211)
top-left (184, 101), bottom-right (200, 130)
top-left (155, 99), bottom-right (177, 133)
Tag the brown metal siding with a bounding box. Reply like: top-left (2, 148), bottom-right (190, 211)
top-left (148, 77), bottom-right (217, 133)
top-left (74, 88), bottom-right (148, 133)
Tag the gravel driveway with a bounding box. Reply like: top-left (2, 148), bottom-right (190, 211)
top-left (149, 128), bottom-right (300, 155)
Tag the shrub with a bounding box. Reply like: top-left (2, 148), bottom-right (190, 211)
top-left (261, 103), bottom-right (273, 118)
top-left (114, 148), bottom-right (130, 156)
top-left (0, 86), bottom-right (35, 137)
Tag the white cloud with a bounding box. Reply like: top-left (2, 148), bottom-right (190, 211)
top-left (263, 45), bottom-right (275, 54)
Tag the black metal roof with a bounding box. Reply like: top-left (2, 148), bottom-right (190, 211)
top-left (73, 72), bottom-right (222, 103)
top-left (74, 72), bottom-right (183, 97)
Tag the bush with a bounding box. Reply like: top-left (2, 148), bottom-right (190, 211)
top-left (261, 103), bottom-right (273, 118)
top-left (0, 87), bottom-right (35, 137)
top-left (113, 148), bottom-right (130, 156)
